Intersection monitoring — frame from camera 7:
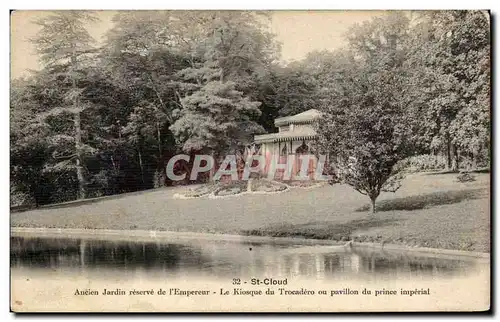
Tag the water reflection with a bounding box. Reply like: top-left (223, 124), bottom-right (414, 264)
top-left (10, 236), bottom-right (480, 280)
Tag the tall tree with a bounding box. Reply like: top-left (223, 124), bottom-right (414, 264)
top-left (318, 61), bottom-right (417, 213)
top-left (166, 11), bottom-right (277, 177)
top-left (170, 64), bottom-right (263, 160)
top-left (10, 78), bottom-right (52, 206)
top-left (317, 13), bottom-right (417, 213)
top-left (31, 11), bottom-right (99, 199)
top-left (405, 11), bottom-right (490, 170)
top-left (169, 11), bottom-right (280, 130)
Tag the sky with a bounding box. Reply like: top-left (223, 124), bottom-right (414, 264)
top-left (10, 10), bottom-right (382, 79)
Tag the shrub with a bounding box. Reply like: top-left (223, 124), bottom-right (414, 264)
top-left (398, 154), bottom-right (447, 172)
top-left (251, 179), bottom-right (288, 192)
top-left (184, 184), bottom-right (218, 198)
top-left (457, 172), bottom-right (476, 183)
top-left (213, 181), bottom-right (247, 197)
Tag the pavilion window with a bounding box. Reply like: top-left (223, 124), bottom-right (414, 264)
top-left (280, 144), bottom-right (288, 156)
top-left (253, 144), bottom-right (261, 155)
top-left (295, 141), bottom-right (309, 154)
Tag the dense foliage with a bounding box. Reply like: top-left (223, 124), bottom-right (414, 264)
top-left (316, 11), bottom-right (490, 212)
top-left (11, 11), bottom-right (490, 207)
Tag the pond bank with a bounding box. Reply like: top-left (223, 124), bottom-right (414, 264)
top-left (10, 227), bottom-right (344, 246)
top-left (11, 227), bottom-right (490, 260)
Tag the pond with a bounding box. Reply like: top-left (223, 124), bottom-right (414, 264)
top-left (10, 235), bottom-right (485, 281)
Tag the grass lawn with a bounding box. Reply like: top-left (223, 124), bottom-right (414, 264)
top-left (11, 172), bottom-right (490, 252)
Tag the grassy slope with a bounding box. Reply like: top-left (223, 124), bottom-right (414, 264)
top-left (11, 173), bottom-right (490, 252)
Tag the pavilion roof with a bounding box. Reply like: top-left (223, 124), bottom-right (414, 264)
top-left (274, 109), bottom-right (322, 127)
top-left (254, 127), bottom-right (317, 144)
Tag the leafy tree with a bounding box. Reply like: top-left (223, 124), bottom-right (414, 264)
top-left (318, 13), bottom-right (417, 213)
top-left (31, 11), bottom-right (99, 199)
top-left (241, 63), bottom-right (321, 131)
top-left (169, 11), bottom-right (279, 131)
top-left (199, 11), bottom-right (278, 84)
top-left (100, 12), bottom-right (191, 188)
top-left (318, 61), bottom-right (417, 213)
top-left (10, 79), bottom-right (52, 206)
top-left (405, 11), bottom-right (490, 170)
top-left (271, 64), bottom-right (320, 117)
top-left (170, 65), bottom-right (264, 158)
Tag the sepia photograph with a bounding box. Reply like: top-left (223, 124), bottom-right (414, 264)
top-left (9, 9), bottom-right (491, 312)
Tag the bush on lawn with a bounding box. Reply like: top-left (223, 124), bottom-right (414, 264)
top-left (398, 154), bottom-right (447, 172)
top-left (184, 184), bottom-right (218, 198)
top-left (213, 181), bottom-right (248, 197)
top-left (284, 181), bottom-right (321, 188)
top-left (457, 172), bottom-right (476, 183)
top-left (250, 179), bottom-right (288, 193)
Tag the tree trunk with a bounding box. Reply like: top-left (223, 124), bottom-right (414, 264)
top-left (220, 68), bottom-right (224, 83)
top-left (74, 112), bottom-right (86, 199)
top-left (157, 121), bottom-right (162, 158)
top-left (136, 130), bottom-right (145, 187)
top-left (33, 190), bottom-right (40, 208)
top-left (71, 44), bottom-right (86, 199)
top-left (370, 198), bottom-right (377, 214)
top-left (370, 195), bottom-right (377, 214)
top-left (209, 151), bottom-right (216, 182)
top-left (156, 121), bottom-right (163, 185)
top-left (451, 144), bottom-right (459, 172)
top-left (138, 148), bottom-right (145, 186)
top-left (446, 135), bottom-right (452, 170)
top-left (472, 150), bottom-right (477, 170)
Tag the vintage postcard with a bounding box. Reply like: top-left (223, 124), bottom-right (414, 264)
top-left (10, 10), bottom-right (490, 312)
